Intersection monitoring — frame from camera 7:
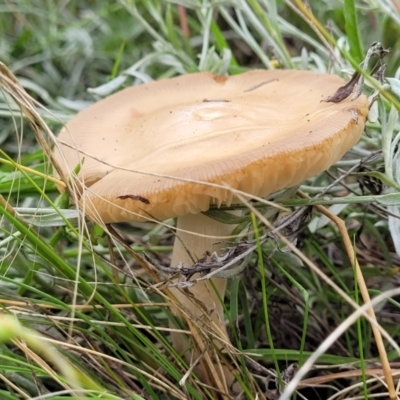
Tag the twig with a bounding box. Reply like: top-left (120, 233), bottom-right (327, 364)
top-left (178, 5), bottom-right (190, 37)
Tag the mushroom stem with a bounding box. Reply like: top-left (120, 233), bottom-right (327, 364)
top-left (169, 212), bottom-right (236, 386)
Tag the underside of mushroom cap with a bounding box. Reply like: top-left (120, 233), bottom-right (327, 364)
top-left (54, 70), bottom-right (369, 224)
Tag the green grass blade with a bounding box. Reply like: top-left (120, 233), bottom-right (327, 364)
top-left (344, 0), bottom-right (364, 63)
top-left (251, 213), bottom-right (281, 383)
top-left (210, 20), bottom-right (238, 68)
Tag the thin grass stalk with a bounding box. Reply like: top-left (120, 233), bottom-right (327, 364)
top-left (235, 192), bottom-right (400, 395)
top-left (313, 203), bottom-right (396, 400)
top-left (280, 288), bottom-right (400, 399)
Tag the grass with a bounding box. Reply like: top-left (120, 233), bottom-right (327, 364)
top-left (1, 0), bottom-right (400, 399)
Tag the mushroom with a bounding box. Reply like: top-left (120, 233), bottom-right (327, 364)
top-left (53, 70), bottom-right (369, 389)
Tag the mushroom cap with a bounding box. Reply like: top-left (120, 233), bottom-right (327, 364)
top-left (54, 70), bottom-right (369, 223)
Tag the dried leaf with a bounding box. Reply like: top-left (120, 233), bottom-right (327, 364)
top-left (322, 71), bottom-right (360, 103)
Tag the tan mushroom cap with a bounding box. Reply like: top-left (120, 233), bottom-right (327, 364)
top-left (54, 70), bottom-right (369, 223)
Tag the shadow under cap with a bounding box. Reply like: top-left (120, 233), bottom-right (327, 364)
top-left (54, 70), bottom-right (369, 223)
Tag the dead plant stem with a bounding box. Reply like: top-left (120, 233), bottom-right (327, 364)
top-left (312, 201), bottom-right (396, 400)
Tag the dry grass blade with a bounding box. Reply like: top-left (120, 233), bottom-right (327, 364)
top-left (298, 190), bottom-right (397, 400)
top-left (299, 368), bottom-right (400, 387)
top-left (234, 191), bottom-right (400, 398)
top-left (108, 224), bottom-right (238, 396)
top-left (0, 315), bottom-right (89, 396)
top-left (0, 63), bottom-right (65, 182)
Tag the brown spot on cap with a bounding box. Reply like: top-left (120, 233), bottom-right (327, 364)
top-left (212, 74), bottom-right (228, 84)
